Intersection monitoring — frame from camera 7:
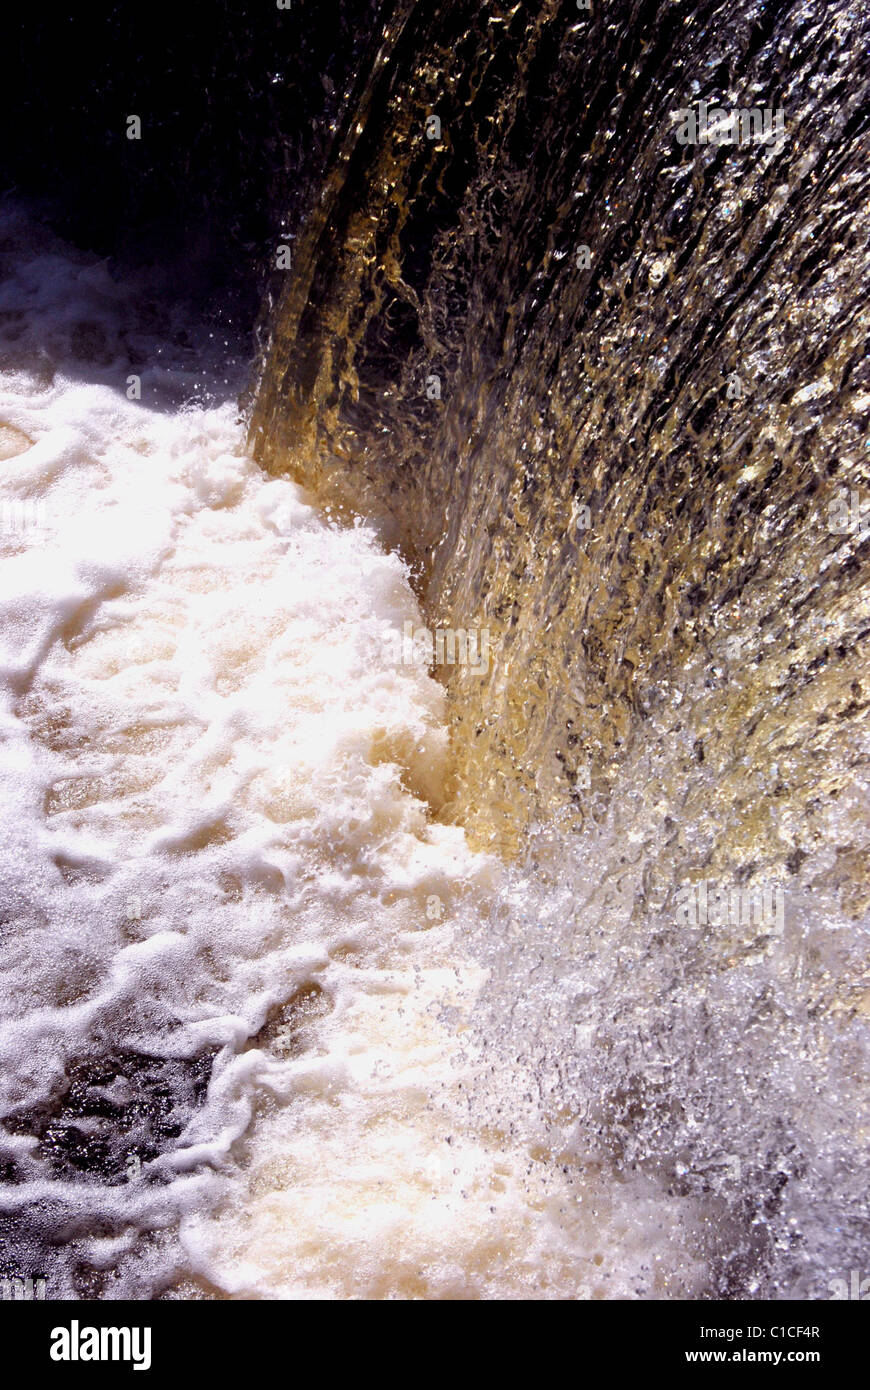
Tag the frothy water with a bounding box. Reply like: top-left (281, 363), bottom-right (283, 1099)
top-left (0, 204), bottom-right (711, 1299)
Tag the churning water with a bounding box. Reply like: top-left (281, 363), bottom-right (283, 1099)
top-left (1, 0), bottom-right (869, 1302)
top-left (0, 204), bottom-right (709, 1299)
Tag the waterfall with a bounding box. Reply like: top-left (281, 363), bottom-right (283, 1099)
top-left (0, 0), bottom-right (867, 1300)
top-left (250, 0), bottom-right (870, 1296)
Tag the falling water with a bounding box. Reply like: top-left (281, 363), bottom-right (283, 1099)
top-left (250, 0), bottom-right (870, 1298)
top-left (1, 0), bottom-right (868, 1300)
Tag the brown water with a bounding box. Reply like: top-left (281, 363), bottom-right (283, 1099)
top-left (249, 0), bottom-right (870, 1296)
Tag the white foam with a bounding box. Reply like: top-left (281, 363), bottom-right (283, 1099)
top-left (0, 203), bottom-right (705, 1299)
